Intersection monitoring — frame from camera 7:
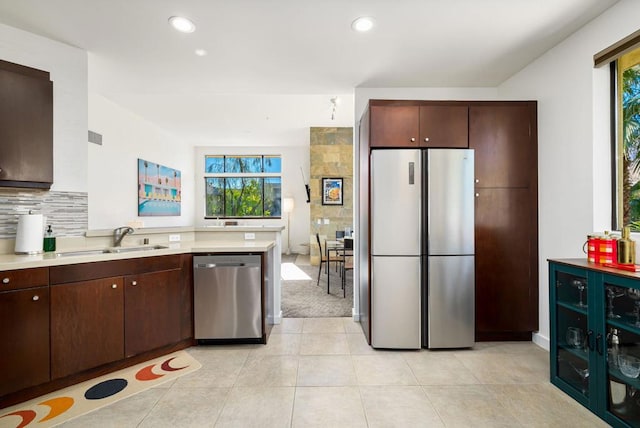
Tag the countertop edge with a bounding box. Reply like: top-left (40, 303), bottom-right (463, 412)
top-left (548, 258), bottom-right (640, 279)
top-left (0, 240), bottom-right (276, 271)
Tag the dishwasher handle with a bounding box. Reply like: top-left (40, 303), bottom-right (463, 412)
top-left (195, 263), bottom-right (250, 268)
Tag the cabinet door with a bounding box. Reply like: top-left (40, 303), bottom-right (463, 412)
top-left (125, 269), bottom-right (181, 358)
top-left (475, 188), bottom-right (537, 337)
top-left (549, 264), bottom-right (596, 408)
top-left (0, 62), bottom-right (53, 187)
top-left (0, 287), bottom-right (49, 396)
top-left (370, 105), bottom-right (420, 147)
top-left (419, 105), bottom-right (468, 148)
top-left (469, 103), bottom-right (534, 188)
top-left (51, 277), bottom-right (124, 379)
top-left (599, 274), bottom-right (640, 426)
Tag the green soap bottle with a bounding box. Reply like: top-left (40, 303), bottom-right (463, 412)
top-left (43, 224), bottom-right (56, 252)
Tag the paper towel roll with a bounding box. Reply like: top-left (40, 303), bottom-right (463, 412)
top-left (15, 213), bottom-right (44, 254)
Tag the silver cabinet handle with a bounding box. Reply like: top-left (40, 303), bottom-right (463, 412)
top-left (475, 179), bottom-right (480, 183)
top-left (424, 137), bottom-right (430, 142)
top-left (112, 284), bottom-right (118, 289)
top-left (131, 281), bottom-right (137, 286)
top-left (410, 137), bottom-right (416, 142)
top-left (2, 278), bottom-right (9, 284)
top-left (32, 295), bottom-right (39, 301)
top-left (195, 263), bottom-right (246, 268)
top-left (475, 193), bottom-right (480, 197)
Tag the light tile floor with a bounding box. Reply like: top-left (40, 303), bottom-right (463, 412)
top-left (60, 318), bottom-right (607, 427)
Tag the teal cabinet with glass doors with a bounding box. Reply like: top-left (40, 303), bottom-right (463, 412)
top-left (550, 259), bottom-right (640, 427)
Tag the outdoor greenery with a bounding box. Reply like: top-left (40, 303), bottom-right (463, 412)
top-left (204, 155), bottom-right (281, 218)
top-left (622, 63), bottom-right (640, 230)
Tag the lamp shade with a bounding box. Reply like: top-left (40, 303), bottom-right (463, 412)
top-left (283, 197), bottom-right (295, 213)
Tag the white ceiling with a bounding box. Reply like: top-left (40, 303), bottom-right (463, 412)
top-left (0, 0), bottom-right (620, 145)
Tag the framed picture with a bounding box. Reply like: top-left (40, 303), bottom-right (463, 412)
top-left (321, 177), bottom-right (343, 205)
top-left (138, 158), bottom-right (182, 216)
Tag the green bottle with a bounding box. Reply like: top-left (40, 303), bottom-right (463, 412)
top-left (43, 224), bottom-right (56, 252)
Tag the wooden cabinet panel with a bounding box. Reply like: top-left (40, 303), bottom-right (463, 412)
top-left (469, 103), bottom-right (534, 188)
top-left (180, 254), bottom-right (194, 340)
top-left (50, 255), bottom-right (181, 284)
top-left (0, 267), bottom-right (48, 292)
top-left (370, 105), bottom-right (420, 147)
top-left (0, 60), bottom-right (53, 188)
top-left (124, 269), bottom-right (181, 357)
top-left (0, 287), bottom-right (49, 396)
top-left (51, 277), bottom-right (124, 379)
top-left (475, 188), bottom-right (537, 337)
top-left (419, 105), bottom-right (468, 148)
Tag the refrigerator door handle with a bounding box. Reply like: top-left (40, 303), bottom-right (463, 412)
top-left (409, 162), bottom-right (415, 185)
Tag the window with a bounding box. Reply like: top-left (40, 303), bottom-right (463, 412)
top-left (204, 155), bottom-right (282, 218)
top-left (614, 47), bottom-right (640, 229)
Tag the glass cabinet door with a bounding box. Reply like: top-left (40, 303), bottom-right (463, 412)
top-left (554, 268), bottom-right (592, 400)
top-left (602, 275), bottom-right (640, 427)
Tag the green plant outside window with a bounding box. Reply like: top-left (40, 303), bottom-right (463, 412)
top-left (204, 155), bottom-right (282, 219)
top-left (616, 47), bottom-right (640, 230)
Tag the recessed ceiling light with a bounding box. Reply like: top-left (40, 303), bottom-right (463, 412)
top-left (195, 49), bottom-right (207, 56)
top-left (168, 16), bottom-right (196, 33)
top-left (351, 16), bottom-right (374, 32)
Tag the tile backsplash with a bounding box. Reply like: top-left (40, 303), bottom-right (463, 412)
top-left (0, 188), bottom-right (88, 239)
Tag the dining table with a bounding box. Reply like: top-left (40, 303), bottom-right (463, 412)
top-left (324, 237), bottom-right (353, 295)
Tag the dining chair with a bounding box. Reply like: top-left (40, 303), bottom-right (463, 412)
top-left (340, 237), bottom-right (354, 298)
top-left (315, 233), bottom-right (342, 287)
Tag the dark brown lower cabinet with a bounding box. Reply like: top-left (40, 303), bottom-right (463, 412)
top-left (475, 187), bottom-right (538, 340)
top-left (50, 277), bottom-right (124, 379)
top-left (0, 287), bottom-right (50, 396)
top-left (125, 269), bottom-right (181, 357)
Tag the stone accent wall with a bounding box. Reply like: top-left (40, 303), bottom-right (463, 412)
top-left (309, 127), bottom-right (353, 265)
top-left (0, 188), bottom-right (88, 239)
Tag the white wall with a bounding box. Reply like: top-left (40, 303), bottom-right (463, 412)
top-left (194, 145), bottom-right (309, 254)
top-left (0, 23), bottom-right (87, 192)
top-left (88, 93), bottom-right (194, 229)
top-left (498, 0), bottom-right (640, 348)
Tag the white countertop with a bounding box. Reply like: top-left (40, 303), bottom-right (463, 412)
top-left (0, 240), bottom-right (275, 271)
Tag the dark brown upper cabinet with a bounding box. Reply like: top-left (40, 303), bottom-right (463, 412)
top-left (0, 59), bottom-right (53, 189)
top-left (419, 104), bottom-right (468, 148)
top-left (370, 104), bottom-right (420, 147)
top-left (369, 101), bottom-right (468, 148)
top-left (469, 103), bottom-right (535, 188)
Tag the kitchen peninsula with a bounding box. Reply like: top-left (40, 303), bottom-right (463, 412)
top-left (0, 226), bottom-right (282, 408)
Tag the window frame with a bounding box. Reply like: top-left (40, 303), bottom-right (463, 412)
top-left (203, 154), bottom-right (282, 220)
top-left (611, 47), bottom-right (640, 230)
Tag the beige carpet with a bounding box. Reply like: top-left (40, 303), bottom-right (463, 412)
top-left (281, 254), bottom-right (353, 318)
top-left (0, 351), bottom-right (200, 428)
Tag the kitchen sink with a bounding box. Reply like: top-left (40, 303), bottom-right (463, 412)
top-left (55, 245), bottom-right (169, 257)
top-left (55, 249), bottom-right (111, 257)
top-left (109, 245), bottom-right (169, 253)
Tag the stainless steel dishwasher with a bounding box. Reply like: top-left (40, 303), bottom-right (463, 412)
top-left (193, 254), bottom-right (263, 343)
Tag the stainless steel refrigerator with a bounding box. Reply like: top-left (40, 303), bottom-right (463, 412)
top-left (370, 149), bottom-right (474, 349)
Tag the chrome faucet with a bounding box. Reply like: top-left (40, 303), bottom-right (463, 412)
top-left (113, 226), bottom-right (134, 247)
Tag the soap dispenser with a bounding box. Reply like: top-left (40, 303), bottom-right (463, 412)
top-left (43, 224), bottom-right (56, 252)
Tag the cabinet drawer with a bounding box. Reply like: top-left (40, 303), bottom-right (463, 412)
top-left (0, 267), bottom-right (49, 291)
